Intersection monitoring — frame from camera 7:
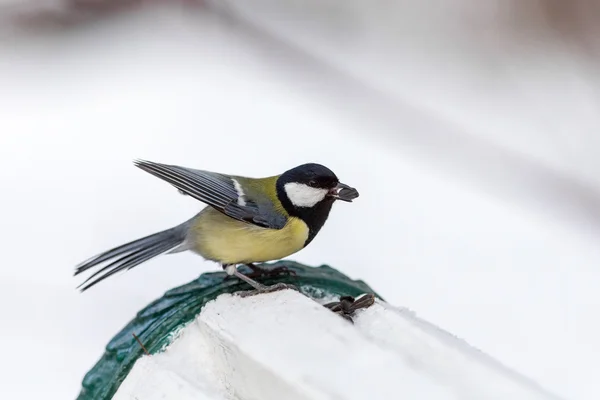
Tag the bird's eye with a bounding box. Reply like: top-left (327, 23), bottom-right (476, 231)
top-left (308, 180), bottom-right (317, 187)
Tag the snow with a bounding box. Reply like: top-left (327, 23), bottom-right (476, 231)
top-left (113, 359), bottom-right (222, 400)
top-left (0, 2), bottom-right (599, 400)
top-left (355, 303), bottom-right (562, 400)
top-left (214, 0), bottom-right (600, 197)
top-left (114, 290), bottom-right (562, 400)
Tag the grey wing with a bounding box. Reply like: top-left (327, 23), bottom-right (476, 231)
top-left (133, 159), bottom-right (287, 229)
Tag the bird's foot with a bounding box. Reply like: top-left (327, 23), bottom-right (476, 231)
top-left (323, 293), bottom-right (376, 323)
top-left (236, 282), bottom-right (300, 298)
top-left (222, 263), bottom-right (296, 282)
top-left (226, 265), bottom-right (300, 297)
top-left (244, 263), bottom-right (297, 279)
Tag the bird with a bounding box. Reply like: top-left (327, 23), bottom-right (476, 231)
top-left (74, 159), bottom-right (359, 295)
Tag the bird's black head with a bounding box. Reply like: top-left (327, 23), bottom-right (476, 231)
top-left (276, 163), bottom-right (359, 246)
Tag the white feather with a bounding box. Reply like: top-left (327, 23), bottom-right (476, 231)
top-left (232, 178), bottom-right (246, 206)
top-left (284, 182), bottom-right (328, 208)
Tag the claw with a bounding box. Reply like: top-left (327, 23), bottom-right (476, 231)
top-left (221, 263), bottom-right (295, 283)
top-left (243, 264), bottom-right (297, 280)
top-left (236, 282), bottom-right (300, 298)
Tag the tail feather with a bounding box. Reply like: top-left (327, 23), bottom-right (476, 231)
top-left (75, 224), bottom-right (189, 292)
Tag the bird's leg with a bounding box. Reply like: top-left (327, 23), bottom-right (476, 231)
top-left (221, 263), bottom-right (295, 281)
top-left (222, 264), bottom-right (299, 298)
top-left (243, 262), bottom-right (297, 279)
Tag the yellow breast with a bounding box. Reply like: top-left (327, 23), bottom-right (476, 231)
top-left (189, 207), bottom-right (309, 264)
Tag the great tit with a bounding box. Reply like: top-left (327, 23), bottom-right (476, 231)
top-left (74, 160), bottom-right (359, 294)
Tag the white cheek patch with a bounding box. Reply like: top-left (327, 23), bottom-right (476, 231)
top-left (231, 178), bottom-right (246, 206)
top-left (284, 182), bottom-right (328, 208)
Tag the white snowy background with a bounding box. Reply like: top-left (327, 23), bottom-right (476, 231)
top-left (1, 1), bottom-right (599, 399)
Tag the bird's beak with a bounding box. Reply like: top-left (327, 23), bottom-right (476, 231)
top-left (329, 182), bottom-right (359, 202)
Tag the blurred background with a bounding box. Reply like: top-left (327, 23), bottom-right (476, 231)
top-left (1, 1), bottom-right (599, 399)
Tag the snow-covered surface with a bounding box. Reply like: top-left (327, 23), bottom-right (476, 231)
top-left (207, 0), bottom-right (600, 238)
top-left (1, 3), bottom-right (599, 400)
top-left (114, 290), bottom-right (562, 400)
top-left (114, 360), bottom-right (222, 400)
top-left (211, 0), bottom-right (600, 197)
